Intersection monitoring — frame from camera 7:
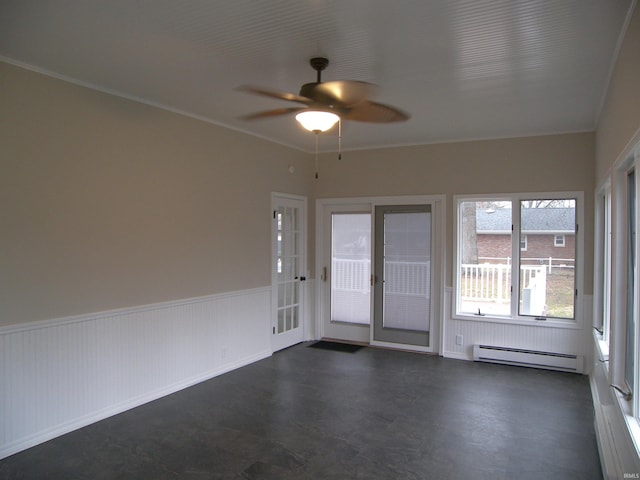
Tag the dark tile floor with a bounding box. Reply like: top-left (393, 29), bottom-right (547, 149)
top-left (0, 342), bottom-right (602, 480)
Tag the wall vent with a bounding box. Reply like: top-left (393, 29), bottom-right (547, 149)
top-left (473, 344), bottom-right (583, 373)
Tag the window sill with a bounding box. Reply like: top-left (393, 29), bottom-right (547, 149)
top-left (593, 329), bottom-right (610, 363)
top-left (452, 313), bottom-right (581, 329)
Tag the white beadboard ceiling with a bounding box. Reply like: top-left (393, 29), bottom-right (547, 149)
top-left (0, 0), bottom-right (635, 152)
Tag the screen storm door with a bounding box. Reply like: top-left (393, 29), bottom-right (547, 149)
top-left (331, 213), bottom-right (371, 325)
top-left (271, 194), bottom-right (306, 352)
top-left (373, 205), bottom-right (431, 347)
top-left (319, 203), bottom-right (372, 344)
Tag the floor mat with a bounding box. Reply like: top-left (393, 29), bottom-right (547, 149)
top-left (308, 341), bottom-right (364, 353)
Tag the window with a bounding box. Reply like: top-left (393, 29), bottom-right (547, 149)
top-left (594, 184), bottom-right (612, 349)
top-left (455, 194), bottom-right (580, 322)
top-left (596, 144), bottom-right (640, 440)
top-left (520, 199), bottom-right (576, 319)
top-left (554, 235), bottom-right (565, 247)
top-left (607, 153), bottom-right (640, 414)
top-left (626, 168), bottom-right (636, 394)
top-left (458, 200), bottom-right (512, 317)
top-left (603, 189), bottom-right (612, 343)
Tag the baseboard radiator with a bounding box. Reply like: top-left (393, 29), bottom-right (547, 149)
top-left (473, 344), bottom-right (583, 373)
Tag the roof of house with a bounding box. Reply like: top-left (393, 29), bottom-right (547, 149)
top-left (476, 208), bottom-right (575, 233)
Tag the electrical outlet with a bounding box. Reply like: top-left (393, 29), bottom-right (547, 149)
top-left (455, 334), bottom-right (463, 346)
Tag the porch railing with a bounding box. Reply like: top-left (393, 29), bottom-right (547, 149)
top-left (331, 258), bottom-right (430, 296)
top-left (460, 263), bottom-right (547, 314)
top-left (332, 258), bottom-right (547, 312)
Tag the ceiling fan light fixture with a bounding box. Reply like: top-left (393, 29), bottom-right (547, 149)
top-left (295, 110), bottom-right (340, 133)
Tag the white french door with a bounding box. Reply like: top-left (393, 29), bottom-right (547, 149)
top-left (271, 193), bottom-right (306, 352)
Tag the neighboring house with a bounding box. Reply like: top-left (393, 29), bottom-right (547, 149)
top-left (475, 207), bottom-right (575, 266)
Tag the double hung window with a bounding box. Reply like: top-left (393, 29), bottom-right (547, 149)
top-left (455, 194), bottom-right (580, 322)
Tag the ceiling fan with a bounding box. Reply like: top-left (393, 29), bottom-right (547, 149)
top-left (237, 57), bottom-right (410, 133)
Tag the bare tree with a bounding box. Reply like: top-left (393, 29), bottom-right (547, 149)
top-left (521, 199), bottom-right (574, 208)
top-left (461, 202), bottom-right (478, 264)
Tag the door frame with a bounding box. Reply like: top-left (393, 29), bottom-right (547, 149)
top-left (271, 192), bottom-right (307, 352)
top-left (316, 195), bottom-right (445, 353)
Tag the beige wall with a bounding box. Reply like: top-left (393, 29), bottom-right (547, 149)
top-left (314, 133), bottom-right (595, 289)
top-left (596, 5), bottom-right (640, 183)
top-left (1, 60), bottom-right (598, 327)
top-left (0, 62), bottom-right (311, 325)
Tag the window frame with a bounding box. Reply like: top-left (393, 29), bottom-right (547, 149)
top-left (520, 234), bottom-right (528, 251)
top-left (594, 141), bottom-right (640, 452)
top-left (608, 147), bottom-right (640, 426)
top-left (453, 191), bottom-right (583, 328)
top-left (626, 167), bottom-right (636, 396)
top-left (593, 180), bottom-right (612, 359)
top-left (554, 235), bottom-right (566, 247)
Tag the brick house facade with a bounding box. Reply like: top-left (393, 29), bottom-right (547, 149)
top-left (477, 233), bottom-right (576, 264)
top-left (475, 207), bottom-right (576, 266)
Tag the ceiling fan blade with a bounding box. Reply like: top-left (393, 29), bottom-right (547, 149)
top-left (303, 80), bottom-right (378, 107)
top-left (236, 85), bottom-right (312, 105)
top-left (342, 101), bottom-right (410, 123)
top-left (241, 107), bottom-right (307, 121)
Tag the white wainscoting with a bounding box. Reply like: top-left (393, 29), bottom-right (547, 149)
top-left (442, 288), bottom-right (593, 371)
top-left (0, 287), bottom-right (271, 460)
top-left (590, 340), bottom-right (640, 479)
top-left (303, 278), bottom-right (316, 342)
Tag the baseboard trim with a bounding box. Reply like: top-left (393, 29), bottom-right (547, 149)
top-left (1, 349), bottom-right (270, 460)
top-left (442, 350), bottom-right (472, 361)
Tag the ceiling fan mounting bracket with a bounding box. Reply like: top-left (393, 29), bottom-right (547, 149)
top-left (309, 57), bottom-right (329, 83)
top-left (309, 57), bottom-right (329, 72)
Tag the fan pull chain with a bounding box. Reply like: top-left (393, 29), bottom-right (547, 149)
top-left (314, 132), bottom-right (319, 179)
top-left (338, 118), bottom-right (342, 160)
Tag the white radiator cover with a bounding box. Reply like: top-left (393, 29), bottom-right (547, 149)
top-left (473, 344), bottom-right (584, 373)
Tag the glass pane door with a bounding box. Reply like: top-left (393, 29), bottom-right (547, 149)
top-left (331, 213), bottom-right (371, 325)
top-left (374, 205), bottom-right (431, 347)
top-left (320, 204), bottom-right (371, 344)
top-left (272, 194), bottom-right (305, 352)
top-left (276, 205), bottom-right (299, 334)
